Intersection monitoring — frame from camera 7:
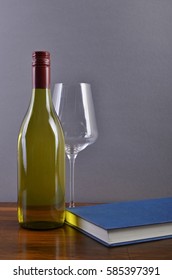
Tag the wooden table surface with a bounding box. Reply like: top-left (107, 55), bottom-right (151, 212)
top-left (0, 202), bottom-right (172, 260)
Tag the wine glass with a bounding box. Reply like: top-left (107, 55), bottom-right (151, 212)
top-left (53, 83), bottom-right (98, 208)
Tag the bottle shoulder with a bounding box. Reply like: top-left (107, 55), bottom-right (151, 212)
top-left (18, 108), bottom-right (64, 140)
top-left (18, 90), bottom-right (64, 141)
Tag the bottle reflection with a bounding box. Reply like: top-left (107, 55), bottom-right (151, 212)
top-left (17, 224), bottom-right (94, 259)
top-left (17, 227), bottom-right (67, 259)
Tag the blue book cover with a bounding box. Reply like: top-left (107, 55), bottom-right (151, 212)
top-left (65, 197), bottom-right (172, 247)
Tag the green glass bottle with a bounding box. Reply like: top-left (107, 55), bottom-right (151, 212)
top-left (17, 51), bottom-right (65, 229)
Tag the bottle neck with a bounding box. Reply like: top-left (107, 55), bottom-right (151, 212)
top-left (32, 65), bottom-right (50, 89)
top-left (30, 89), bottom-right (52, 115)
top-left (31, 64), bottom-right (51, 112)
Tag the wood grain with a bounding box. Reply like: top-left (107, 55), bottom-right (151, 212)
top-left (0, 203), bottom-right (172, 260)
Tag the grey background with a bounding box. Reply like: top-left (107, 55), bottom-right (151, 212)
top-left (0, 0), bottom-right (172, 203)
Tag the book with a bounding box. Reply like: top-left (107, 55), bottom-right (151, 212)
top-left (65, 197), bottom-right (172, 247)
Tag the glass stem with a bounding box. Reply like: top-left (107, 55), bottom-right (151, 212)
top-left (68, 153), bottom-right (77, 208)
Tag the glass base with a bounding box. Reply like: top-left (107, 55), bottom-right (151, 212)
top-left (69, 202), bottom-right (75, 208)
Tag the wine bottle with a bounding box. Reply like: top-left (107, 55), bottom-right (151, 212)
top-left (17, 51), bottom-right (65, 229)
